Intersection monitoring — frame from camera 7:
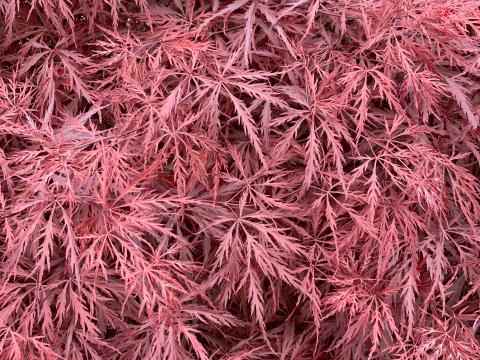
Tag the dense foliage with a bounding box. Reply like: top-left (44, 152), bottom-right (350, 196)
top-left (1, 0), bottom-right (480, 359)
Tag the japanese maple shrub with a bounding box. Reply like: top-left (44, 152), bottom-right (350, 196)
top-left (1, 0), bottom-right (480, 359)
